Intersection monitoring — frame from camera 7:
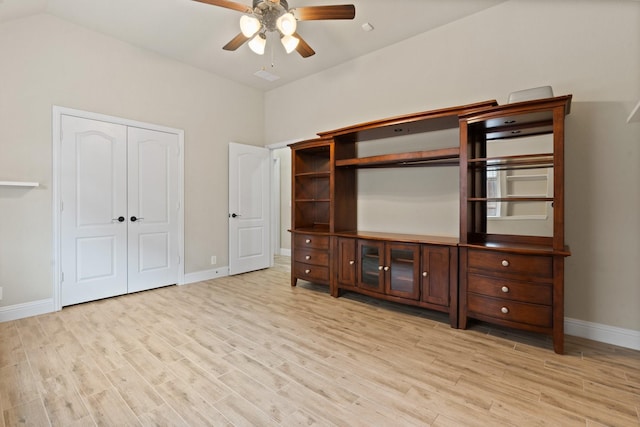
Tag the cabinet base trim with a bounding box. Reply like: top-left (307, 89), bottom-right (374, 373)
top-left (565, 317), bottom-right (640, 351)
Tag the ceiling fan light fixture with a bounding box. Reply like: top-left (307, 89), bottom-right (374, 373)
top-left (281, 34), bottom-right (299, 54)
top-left (248, 33), bottom-right (266, 55)
top-left (276, 12), bottom-right (297, 36)
top-left (240, 15), bottom-right (261, 37)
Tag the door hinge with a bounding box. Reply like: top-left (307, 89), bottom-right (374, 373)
top-left (177, 255), bottom-right (181, 265)
top-left (60, 200), bottom-right (64, 212)
top-left (60, 272), bottom-right (64, 283)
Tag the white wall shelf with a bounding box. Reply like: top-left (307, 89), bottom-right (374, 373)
top-left (628, 100), bottom-right (640, 123)
top-left (0, 181), bottom-right (40, 187)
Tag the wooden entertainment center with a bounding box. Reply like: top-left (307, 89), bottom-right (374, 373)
top-left (289, 95), bottom-right (572, 354)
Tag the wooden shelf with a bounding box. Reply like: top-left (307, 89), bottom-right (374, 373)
top-left (335, 230), bottom-right (459, 246)
top-left (468, 197), bottom-right (553, 202)
top-left (295, 199), bottom-right (331, 202)
top-left (468, 153), bottom-right (554, 170)
top-left (295, 171), bottom-right (330, 178)
top-left (0, 181), bottom-right (39, 187)
top-left (336, 147), bottom-right (460, 168)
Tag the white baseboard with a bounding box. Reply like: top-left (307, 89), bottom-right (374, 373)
top-left (0, 298), bottom-right (55, 322)
top-left (279, 248), bottom-right (291, 256)
top-left (183, 266), bottom-right (230, 285)
top-left (565, 317), bottom-right (640, 351)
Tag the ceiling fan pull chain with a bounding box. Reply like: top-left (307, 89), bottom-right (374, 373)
top-left (270, 38), bottom-right (275, 68)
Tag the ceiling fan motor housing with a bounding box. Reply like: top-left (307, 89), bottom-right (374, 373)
top-left (253, 0), bottom-right (289, 32)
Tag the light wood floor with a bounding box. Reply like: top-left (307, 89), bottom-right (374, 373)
top-left (1, 257), bottom-right (639, 426)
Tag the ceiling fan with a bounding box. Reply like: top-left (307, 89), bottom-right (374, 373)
top-left (194, 0), bottom-right (356, 58)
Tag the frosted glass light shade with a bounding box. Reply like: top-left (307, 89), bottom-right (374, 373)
top-left (248, 34), bottom-right (266, 55)
top-left (240, 15), bottom-right (261, 37)
top-left (281, 35), bottom-right (299, 54)
top-left (276, 13), bottom-right (297, 36)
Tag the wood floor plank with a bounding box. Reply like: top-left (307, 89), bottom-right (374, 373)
top-left (222, 351), bottom-right (290, 390)
top-left (0, 326), bottom-right (26, 370)
top-left (217, 368), bottom-right (298, 423)
top-left (154, 379), bottom-right (230, 426)
top-left (2, 399), bottom-right (50, 427)
top-left (41, 386), bottom-right (92, 427)
top-left (166, 357), bottom-right (233, 402)
top-left (136, 403), bottom-right (188, 427)
top-left (103, 364), bottom-right (165, 416)
top-left (0, 362), bottom-right (40, 410)
top-left (84, 388), bottom-right (140, 427)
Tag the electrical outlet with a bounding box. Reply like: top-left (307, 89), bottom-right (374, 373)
top-left (0, 286), bottom-right (3, 300)
top-left (210, 256), bottom-right (217, 265)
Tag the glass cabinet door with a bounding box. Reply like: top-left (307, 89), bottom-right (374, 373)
top-left (386, 243), bottom-right (420, 300)
top-left (357, 240), bottom-right (384, 293)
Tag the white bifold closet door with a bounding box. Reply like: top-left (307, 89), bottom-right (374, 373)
top-left (60, 115), bottom-right (180, 306)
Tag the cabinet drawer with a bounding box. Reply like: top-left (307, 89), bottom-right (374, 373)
top-left (468, 249), bottom-right (552, 280)
top-left (468, 274), bottom-right (552, 305)
top-left (467, 294), bottom-right (552, 328)
top-left (294, 262), bottom-right (330, 283)
top-left (294, 234), bottom-right (330, 250)
top-left (294, 249), bottom-right (329, 267)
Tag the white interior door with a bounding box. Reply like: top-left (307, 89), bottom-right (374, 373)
top-left (229, 142), bottom-right (271, 275)
top-left (60, 116), bottom-right (128, 305)
top-left (60, 116), bottom-right (181, 306)
top-left (127, 127), bottom-right (180, 293)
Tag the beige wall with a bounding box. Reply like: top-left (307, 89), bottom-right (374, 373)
top-left (265, 0), bottom-right (640, 332)
top-left (0, 14), bottom-right (263, 307)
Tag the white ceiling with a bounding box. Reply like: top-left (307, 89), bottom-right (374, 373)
top-left (0, 0), bottom-right (506, 91)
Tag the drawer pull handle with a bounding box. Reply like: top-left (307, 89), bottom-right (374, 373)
top-left (304, 269), bottom-right (311, 274)
top-left (305, 239), bottom-right (311, 244)
top-left (501, 286), bottom-right (509, 293)
top-left (422, 271), bottom-right (428, 277)
top-left (378, 266), bottom-right (384, 271)
top-left (501, 260), bottom-right (510, 267)
top-left (305, 255), bottom-right (311, 260)
top-left (383, 266), bottom-right (390, 271)
top-left (349, 260), bottom-right (355, 265)
top-left (501, 307), bottom-right (509, 314)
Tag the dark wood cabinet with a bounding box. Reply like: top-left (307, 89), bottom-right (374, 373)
top-left (335, 237), bottom-right (356, 288)
top-left (289, 95), bottom-right (570, 353)
top-left (421, 245), bottom-right (454, 307)
top-left (459, 95), bottom-right (572, 354)
top-left (290, 138), bottom-right (334, 287)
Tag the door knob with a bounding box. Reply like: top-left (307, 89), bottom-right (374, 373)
top-left (230, 213), bottom-right (241, 218)
top-left (112, 216), bottom-right (125, 222)
top-left (130, 216), bottom-right (144, 222)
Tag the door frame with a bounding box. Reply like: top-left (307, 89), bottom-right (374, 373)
top-left (266, 139), bottom-right (297, 258)
top-left (52, 106), bottom-right (185, 311)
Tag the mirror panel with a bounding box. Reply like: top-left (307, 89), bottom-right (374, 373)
top-left (484, 133), bottom-right (554, 237)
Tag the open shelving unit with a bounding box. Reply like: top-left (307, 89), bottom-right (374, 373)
top-left (290, 95), bottom-right (572, 353)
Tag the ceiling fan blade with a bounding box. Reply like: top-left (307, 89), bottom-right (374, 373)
top-left (223, 33), bottom-right (251, 51)
top-left (293, 32), bottom-right (315, 58)
top-left (192, 0), bottom-right (252, 13)
top-left (293, 5), bottom-right (355, 21)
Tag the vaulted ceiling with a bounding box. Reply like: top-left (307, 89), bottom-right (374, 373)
top-left (0, 0), bottom-right (506, 90)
